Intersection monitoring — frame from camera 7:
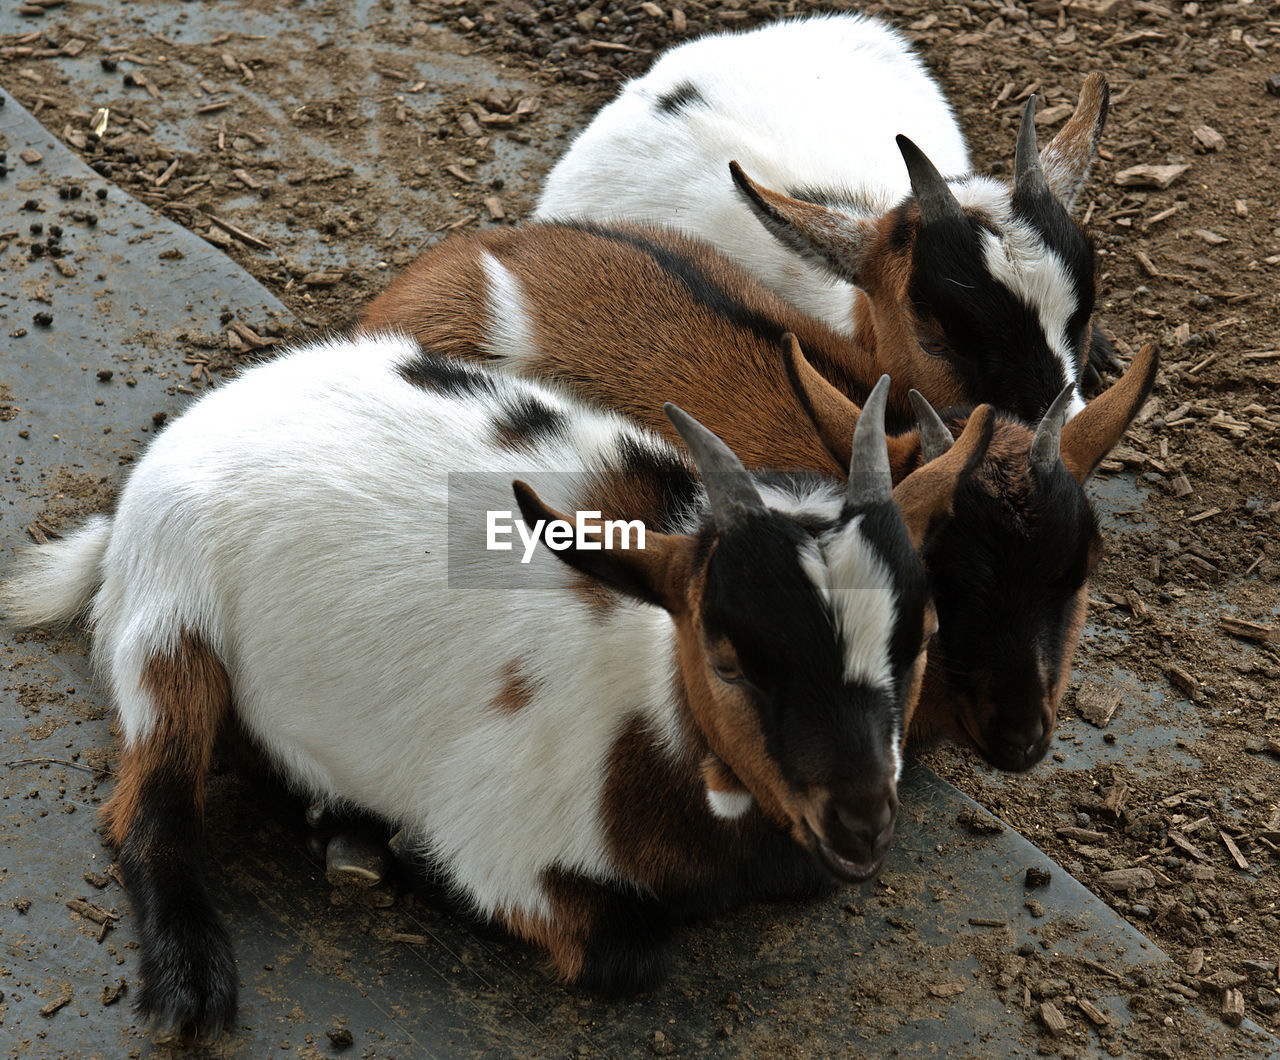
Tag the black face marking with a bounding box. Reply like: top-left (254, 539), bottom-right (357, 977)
top-left (398, 349), bottom-right (498, 397)
top-left (906, 203), bottom-right (1095, 422)
top-left (922, 434), bottom-right (1099, 735)
top-left (697, 495), bottom-right (922, 792)
top-left (492, 393), bottom-right (569, 451)
top-left (655, 81), bottom-right (705, 115)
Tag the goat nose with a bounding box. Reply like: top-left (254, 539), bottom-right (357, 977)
top-left (830, 788), bottom-right (897, 861)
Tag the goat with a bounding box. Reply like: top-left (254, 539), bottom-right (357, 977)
top-left (2, 333), bottom-right (992, 1039)
top-left (534, 12), bottom-right (1113, 422)
top-left (360, 222), bottom-right (1157, 771)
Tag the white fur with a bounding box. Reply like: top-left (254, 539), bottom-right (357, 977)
top-left (535, 13), bottom-right (969, 335)
top-left (481, 252), bottom-right (539, 370)
top-left (706, 788), bottom-right (755, 819)
top-left (799, 518), bottom-right (897, 692)
top-left (2, 333), bottom-right (911, 929)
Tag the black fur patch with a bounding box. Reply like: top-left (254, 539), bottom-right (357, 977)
top-left (655, 81), bottom-right (705, 115)
top-left (492, 394), bottom-right (568, 451)
top-left (398, 349), bottom-right (497, 397)
top-left (566, 222), bottom-right (792, 347)
top-left (117, 775), bottom-right (238, 1040)
top-left (923, 422), bottom-right (1101, 764)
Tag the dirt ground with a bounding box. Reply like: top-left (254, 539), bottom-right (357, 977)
top-left (2, 0), bottom-right (1279, 1053)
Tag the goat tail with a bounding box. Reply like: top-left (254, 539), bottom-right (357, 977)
top-left (2, 515), bottom-right (112, 628)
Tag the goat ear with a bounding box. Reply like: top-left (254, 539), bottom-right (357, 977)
top-left (1060, 343), bottom-right (1158, 483)
top-left (892, 405), bottom-right (994, 552)
top-left (781, 334), bottom-right (919, 479)
top-left (729, 162), bottom-right (879, 287)
top-left (512, 480), bottom-right (691, 612)
top-left (1039, 73), bottom-right (1109, 211)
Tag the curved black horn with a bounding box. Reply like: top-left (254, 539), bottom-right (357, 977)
top-left (847, 376), bottom-right (894, 507)
top-left (908, 390), bottom-right (955, 464)
top-left (1014, 95), bottom-right (1051, 201)
top-left (896, 135), bottom-right (966, 226)
top-left (664, 403), bottom-right (766, 528)
top-left (1030, 384), bottom-right (1076, 472)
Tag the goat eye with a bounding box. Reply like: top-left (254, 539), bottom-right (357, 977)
top-left (713, 661), bottom-right (744, 683)
top-left (918, 338), bottom-right (950, 357)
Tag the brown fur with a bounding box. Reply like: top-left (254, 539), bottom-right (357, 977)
top-left (502, 881), bottom-right (588, 982)
top-left (361, 223), bottom-right (931, 442)
top-left (1060, 343), bottom-right (1158, 483)
top-left (490, 659), bottom-right (538, 714)
top-left (1039, 74), bottom-right (1109, 206)
top-left (100, 631), bottom-right (231, 847)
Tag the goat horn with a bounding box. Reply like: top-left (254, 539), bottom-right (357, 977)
top-left (664, 403), bottom-right (766, 528)
top-left (847, 375), bottom-right (894, 507)
top-left (896, 135), bottom-right (966, 227)
top-left (908, 390), bottom-right (954, 464)
top-left (1014, 95), bottom-right (1051, 201)
top-left (1030, 383), bottom-right (1076, 472)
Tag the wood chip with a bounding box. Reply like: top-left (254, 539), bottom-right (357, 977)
top-left (1076, 998), bottom-right (1110, 1026)
top-left (1099, 867), bottom-right (1155, 891)
top-left (205, 213), bottom-right (270, 250)
top-left (1168, 829), bottom-right (1209, 863)
top-left (1165, 664), bottom-right (1199, 696)
top-left (232, 167), bottom-right (261, 190)
top-left (1057, 826), bottom-right (1108, 843)
top-left (1194, 229), bottom-right (1228, 246)
top-left (154, 158), bottom-right (180, 187)
top-left (1039, 1001), bottom-right (1069, 1037)
top-left (300, 271), bottom-right (345, 287)
top-left (1219, 830), bottom-right (1249, 870)
top-left (1077, 683), bottom-right (1122, 727)
top-left (444, 164), bottom-right (475, 184)
top-left (1219, 616), bottom-right (1278, 645)
top-left (19, 147), bottom-right (43, 165)
top-left (66, 898), bottom-right (119, 925)
top-left (1223, 988), bottom-right (1245, 1027)
top-left (1192, 125), bottom-right (1226, 153)
top-left (1035, 104), bottom-right (1074, 125)
top-left (671, 6), bottom-right (686, 32)
top-left (483, 195), bottom-right (505, 221)
top-left (928, 981), bottom-right (966, 998)
top-left (457, 112), bottom-right (483, 138)
top-left (390, 932), bottom-right (431, 945)
top-left (1187, 947), bottom-right (1205, 975)
top-left (39, 984), bottom-right (73, 1018)
top-left (1170, 472), bottom-right (1193, 497)
top-left (220, 51), bottom-right (239, 72)
top-left (100, 977), bottom-right (126, 1005)
top-left (1114, 163), bottom-right (1190, 189)
top-left (1187, 508), bottom-right (1221, 524)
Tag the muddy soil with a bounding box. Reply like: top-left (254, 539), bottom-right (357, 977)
top-left (2, 0), bottom-right (1279, 1055)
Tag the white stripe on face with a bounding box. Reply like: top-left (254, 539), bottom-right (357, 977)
top-left (798, 518), bottom-right (897, 691)
top-left (979, 223), bottom-right (1085, 417)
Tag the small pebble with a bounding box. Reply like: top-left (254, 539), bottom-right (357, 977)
top-left (1267, 74), bottom-right (1280, 98)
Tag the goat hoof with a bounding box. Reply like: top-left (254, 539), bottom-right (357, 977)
top-left (325, 832), bottom-right (390, 888)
